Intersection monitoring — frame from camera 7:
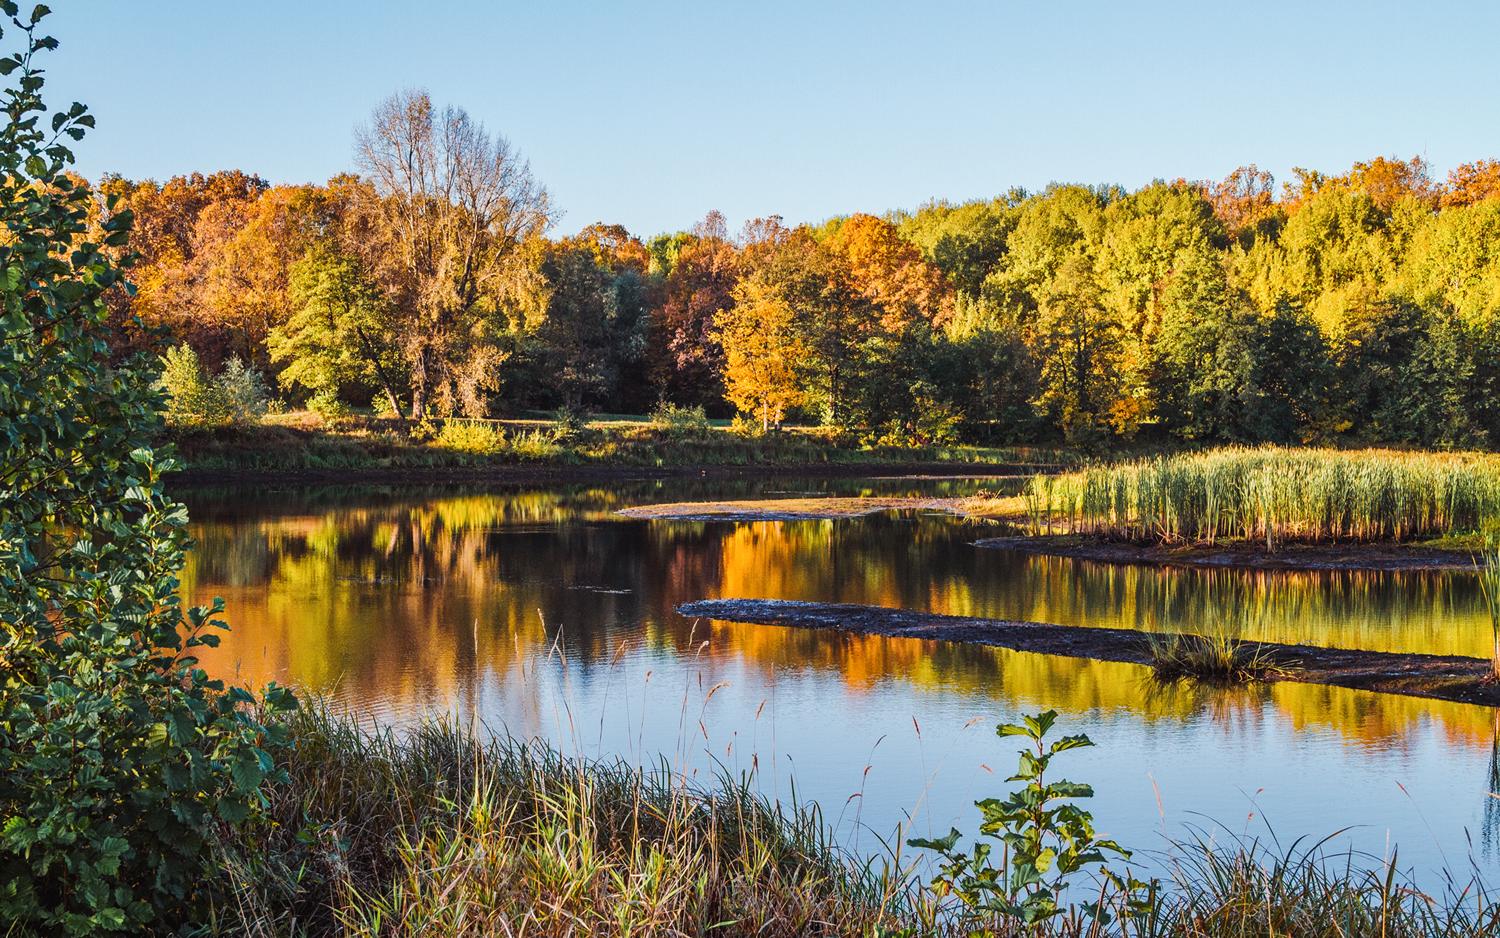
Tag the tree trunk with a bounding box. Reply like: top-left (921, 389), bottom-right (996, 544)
top-left (409, 345), bottom-right (429, 420)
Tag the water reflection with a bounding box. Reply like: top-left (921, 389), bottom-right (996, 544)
top-left (178, 481), bottom-right (1500, 879)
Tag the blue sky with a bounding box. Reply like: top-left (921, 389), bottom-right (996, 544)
top-left (42, 0), bottom-right (1500, 236)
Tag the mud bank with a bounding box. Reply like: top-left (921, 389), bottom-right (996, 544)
top-left (973, 535), bottom-right (1478, 572)
top-left (676, 598), bottom-right (1500, 706)
top-left (616, 496), bottom-right (970, 522)
top-left (622, 494), bottom-right (1477, 571)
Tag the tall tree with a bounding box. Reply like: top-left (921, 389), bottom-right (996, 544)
top-left (1032, 252), bottom-right (1125, 439)
top-left (356, 89), bottom-right (551, 418)
top-left (651, 211), bottom-right (737, 408)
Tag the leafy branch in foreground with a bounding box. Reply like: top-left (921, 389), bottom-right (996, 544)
top-left (0, 5), bottom-right (295, 934)
top-left (910, 710), bottom-right (1155, 931)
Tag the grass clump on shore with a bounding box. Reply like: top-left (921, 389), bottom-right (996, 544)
top-left (1026, 446), bottom-right (1500, 547)
top-left (1144, 631), bottom-right (1291, 685)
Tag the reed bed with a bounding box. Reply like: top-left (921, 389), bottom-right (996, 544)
top-left (1026, 447), bottom-right (1500, 547)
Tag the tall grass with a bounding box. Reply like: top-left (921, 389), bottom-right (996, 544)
top-left (1476, 540), bottom-right (1500, 681)
top-left (1027, 446), bottom-right (1500, 546)
top-left (1144, 630), bottom-right (1292, 684)
top-left (209, 706), bottom-right (915, 937)
top-left (204, 707), bottom-right (1500, 937)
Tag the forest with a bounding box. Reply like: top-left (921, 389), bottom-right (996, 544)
top-left (96, 90), bottom-right (1500, 448)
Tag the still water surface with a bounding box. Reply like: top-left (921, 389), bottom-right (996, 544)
top-left (181, 477), bottom-right (1500, 883)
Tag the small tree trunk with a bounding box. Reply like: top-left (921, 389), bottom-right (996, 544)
top-left (409, 346), bottom-right (429, 421)
top-left (383, 385), bottom-right (404, 424)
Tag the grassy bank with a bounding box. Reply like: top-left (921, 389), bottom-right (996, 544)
top-left (202, 707), bottom-right (1500, 937)
top-left (166, 412), bottom-right (1059, 476)
top-left (211, 707), bottom-right (912, 937)
top-left (1025, 446), bottom-right (1500, 548)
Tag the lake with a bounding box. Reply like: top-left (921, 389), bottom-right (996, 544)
top-left (180, 476), bottom-right (1500, 885)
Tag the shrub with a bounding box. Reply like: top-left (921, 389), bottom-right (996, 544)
top-left (649, 400), bottom-right (713, 438)
top-left (307, 387), bottom-right (353, 425)
top-left (510, 428), bottom-right (565, 461)
top-left (434, 419), bottom-right (506, 456)
top-left (551, 405), bottom-right (588, 442)
top-left (218, 355), bottom-right (271, 422)
top-left (159, 344), bottom-right (269, 428)
top-left (0, 11), bottom-right (294, 933)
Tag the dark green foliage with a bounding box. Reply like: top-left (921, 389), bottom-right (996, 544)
top-left (0, 8), bottom-right (295, 933)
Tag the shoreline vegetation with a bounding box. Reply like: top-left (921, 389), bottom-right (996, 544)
top-left (675, 599), bottom-right (1500, 707)
top-left (163, 412), bottom-right (1066, 483)
top-left (211, 706), bottom-right (1500, 938)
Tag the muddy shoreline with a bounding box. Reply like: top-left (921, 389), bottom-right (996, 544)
top-left (168, 461), bottom-right (1032, 488)
top-left (616, 495), bottom-right (970, 522)
top-left (972, 535), bottom-right (1478, 572)
top-left (677, 598), bottom-right (1500, 707)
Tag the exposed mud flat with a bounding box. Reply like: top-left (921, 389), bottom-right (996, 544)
top-left (616, 496), bottom-right (965, 522)
top-left (677, 598), bottom-right (1500, 707)
top-left (973, 535), bottom-right (1479, 572)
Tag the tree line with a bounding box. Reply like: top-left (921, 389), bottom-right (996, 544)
top-left (95, 90), bottom-right (1500, 446)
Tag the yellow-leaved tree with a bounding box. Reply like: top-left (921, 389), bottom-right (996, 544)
top-left (715, 277), bottom-right (807, 431)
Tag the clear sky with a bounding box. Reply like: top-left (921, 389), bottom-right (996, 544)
top-left (42, 0), bottom-right (1500, 237)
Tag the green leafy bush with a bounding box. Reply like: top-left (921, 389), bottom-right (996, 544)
top-left (159, 343), bottom-right (269, 427)
top-left (0, 9), bottom-right (294, 934)
top-left (307, 387), bottom-right (353, 425)
top-left (648, 400), bottom-right (713, 438)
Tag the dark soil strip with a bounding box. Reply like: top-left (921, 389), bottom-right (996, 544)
top-left (617, 496), bottom-right (959, 522)
top-left (974, 535), bottom-right (1478, 572)
top-left (170, 462), bottom-right (1035, 488)
top-left (676, 598), bottom-right (1500, 707)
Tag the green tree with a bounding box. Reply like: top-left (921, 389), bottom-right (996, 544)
top-left (268, 240), bottom-right (405, 417)
top-left (0, 9), bottom-right (294, 933)
top-left (1032, 253), bottom-right (1126, 440)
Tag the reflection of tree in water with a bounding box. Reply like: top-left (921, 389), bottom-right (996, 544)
top-left (180, 485), bottom-right (1500, 751)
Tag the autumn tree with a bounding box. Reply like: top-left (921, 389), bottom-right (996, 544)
top-left (650, 211), bottom-right (737, 408)
top-left (1208, 165), bottom-right (1280, 245)
top-left (1444, 160), bottom-right (1500, 208)
top-left (356, 89), bottom-right (551, 418)
top-left (716, 275), bottom-right (808, 431)
top-left (98, 170), bottom-right (271, 364)
top-left (825, 213), bottom-right (951, 331)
